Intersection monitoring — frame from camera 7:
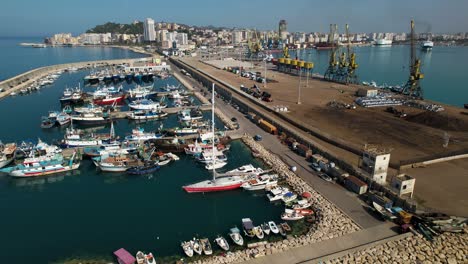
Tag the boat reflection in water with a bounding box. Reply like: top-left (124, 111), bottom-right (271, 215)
top-left (9, 170), bottom-right (81, 188)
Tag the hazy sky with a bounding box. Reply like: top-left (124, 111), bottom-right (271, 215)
top-left (1, 0), bottom-right (467, 36)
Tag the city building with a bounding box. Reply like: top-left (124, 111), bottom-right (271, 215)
top-left (391, 174), bottom-right (416, 198)
top-left (279, 19), bottom-right (288, 41)
top-left (143, 18), bottom-right (156, 41)
top-left (360, 145), bottom-right (391, 185)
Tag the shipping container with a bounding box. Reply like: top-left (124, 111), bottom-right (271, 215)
top-left (345, 176), bottom-right (368, 195)
top-left (258, 120), bottom-right (277, 134)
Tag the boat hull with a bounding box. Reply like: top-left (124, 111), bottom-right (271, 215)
top-left (93, 95), bottom-right (125, 106)
top-left (183, 181), bottom-right (242, 193)
top-left (10, 163), bottom-right (80, 177)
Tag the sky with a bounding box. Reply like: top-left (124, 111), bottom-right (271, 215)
top-left (1, 0), bottom-right (467, 37)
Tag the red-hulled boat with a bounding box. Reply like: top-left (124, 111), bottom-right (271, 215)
top-left (93, 94), bottom-right (126, 105)
top-left (183, 175), bottom-right (244, 193)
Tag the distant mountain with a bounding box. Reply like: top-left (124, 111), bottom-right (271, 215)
top-left (86, 22), bottom-right (143, 34)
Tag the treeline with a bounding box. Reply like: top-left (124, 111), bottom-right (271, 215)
top-left (86, 22), bottom-right (143, 34)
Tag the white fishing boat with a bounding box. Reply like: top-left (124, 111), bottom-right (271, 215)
top-left (168, 90), bottom-right (188, 99)
top-left (144, 252), bottom-right (156, 264)
top-left (125, 127), bottom-right (162, 142)
top-left (6, 152), bottom-right (80, 177)
top-left (184, 140), bottom-right (212, 155)
top-left (173, 126), bottom-right (199, 136)
top-left (281, 208), bottom-right (305, 221)
top-left (126, 110), bottom-right (168, 120)
top-left (196, 149), bottom-right (227, 164)
top-left (241, 174), bottom-right (278, 191)
top-left (128, 99), bottom-right (167, 110)
top-left (204, 160), bottom-right (227, 170)
top-left (242, 218), bottom-right (256, 238)
top-left (178, 108), bottom-right (203, 121)
top-left (214, 236), bottom-right (230, 251)
top-left (291, 199), bottom-right (312, 210)
top-left (200, 238), bottom-right (213, 255)
top-left (254, 226), bottom-right (264, 239)
top-left (225, 164), bottom-right (264, 176)
top-left (228, 227), bottom-right (244, 246)
top-left (192, 238), bottom-right (202, 255)
top-left (268, 221), bottom-right (279, 234)
top-left (261, 223), bottom-right (271, 235)
top-left (282, 191), bottom-right (298, 203)
top-left (181, 241), bottom-right (194, 257)
top-left (0, 142), bottom-right (16, 168)
top-left (267, 186), bottom-right (290, 202)
top-left (73, 104), bottom-right (104, 114)
top-left (135, 251), bottom-right (145, 264)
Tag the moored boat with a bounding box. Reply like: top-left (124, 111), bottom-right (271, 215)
top-left (135, 251), bottom-right (145, 264)
top-left (127, 110), bottom-right (168, 120)
top-left (128, 99), bottom-right (167, 110)
top-left (192, 238), bottom-right (202, 255)
top-left (268, 221), bottom-right (279, 234)
top-left (5, 152), bottom-right (80, 177)
top-left (241, 174), bottom-right (278, 191)
top-left (214, 236), bottom-right (230, 251)
top-left (200, 238), bottom-right (212, 255)
top-left (261, 223), bottom-right (271, 235)
top-left (254, 226), bottom-right (264, 239)
top-left (127, 161), bottom-right (160, 175)
top-left (228, 227), bottom-right (244, 246)
top-left (0, 142), bottom-right (16, 168)
top-left (281, 208), bottom-right (305, 221)
top-left (242, 218), bottom-right (256, 238)
top-left (181, 241), bottom-right (194, 257)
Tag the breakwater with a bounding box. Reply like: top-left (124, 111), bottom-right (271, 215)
top-left (0, 57), bottom-right (150, 100)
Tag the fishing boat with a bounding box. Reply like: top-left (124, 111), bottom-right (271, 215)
top-left (60, 85), bottom-right (84, 104)
top-left (241, 174), bottom-right (278, 191)
top-left (41, 116), bottom-right (56, 129)
top-left (291, 199), bottom-right (312, 210)
top-left (192, 238), bottom-right (202, 255)
top-left (178, 108), bottom-right (203, 121)
top-left (127, 161), bottom-right (160, 175)
top-left (135, 251), bottom-right (145, 264)
top-left (282, 192), bottom-right (298, 203)
top-left (204, 160), bottom-right (228, 170)
top-left (93, 94), bottom-right (126, 106)
top-left (200, 238), bottom-right (213, 255)
top-left (0, 142), bottom-right (16, 168)
top-left (127, 110), bottom-right (168, 120)
top-left (268, 221), bottom-right (279, 234)
top-left (182, 84), bottom-right (246, 193)
top-left (5, 152), bottom-right (80, 177)
top-left (128, 99), bottom-right (167, 110)
top-left (225, 164), bottom-right (264, 176)
top-left (242, 218), bottom-right (256, 238)
top-left (184, 140), bottom-right (212, 155)
top-left (294, 208), bottom-right (314, 216)
top-left (73, 104), bottom-right (104, 114)
top-left (172, 126), bottom-right (200, 136)
top-left (125, 127), bottom-right (163, 142)
top-left (281, 208), bottom-right (305, 221)
top-left (162, 84), bottom-right (180, 91)
top-left (127, 84), bottom-right (157, 101)
top-left (196, 149), bottom-right (227, 164)
top-left (261, 223), bottom-right (271, 235)
top-left (254, 226), bottom-right (264, 239)
top-left (168, 90), bottom-right (188, 99)
top-left (228, 227), bottom-right (244, 246)
top-left (145, 252), bottom-right (156, 264)
top-left (92, 152), bottom-right (137, 172)
top-left (267, 186), bottom-right (290, 202)
top-left (181, 241), bottom-right (194, 257)
top-left (60, 126), bottom-right (114, 147)
top-left (71, 111), bottom-right (112, 126)
top-left (214, 236), bottom-right (230, 251)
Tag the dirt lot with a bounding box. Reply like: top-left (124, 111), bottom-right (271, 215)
top-left (182, 57), bottom-right (468, 216)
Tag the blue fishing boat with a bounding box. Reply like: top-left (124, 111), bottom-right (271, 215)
top-left (127, 161), bottom-right (160, 175)
top-left (133, 72), bottom-right (142, 82)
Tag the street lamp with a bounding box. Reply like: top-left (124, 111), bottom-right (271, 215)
top-left (297, 69), bottom-right (302, 105)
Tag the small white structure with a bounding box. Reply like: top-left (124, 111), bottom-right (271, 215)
top-left (391, 174), bottom-right (415, 198)
top-left (361, 145), bottom-right (390, 185)
top-left (357, 88), bottom-right (378, 97)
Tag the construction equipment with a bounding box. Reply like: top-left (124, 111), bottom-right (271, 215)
top-left (345, 24), bottom-right (359, 84)
top-left (402, 20), bottom-right (424, 99)
top-left (324, 24), bottom-right (338, 81)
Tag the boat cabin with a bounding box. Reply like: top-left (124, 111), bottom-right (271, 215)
top-left (113, 248), bottom-right (136, 264)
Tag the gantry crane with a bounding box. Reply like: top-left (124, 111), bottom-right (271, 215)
top-left (324, 24), bottom-right (338, 81)
top-left (247, 29), bottom-right (263, 59)
top-left (345, 24), bottom-right (358, 84)
top-left (402, 20), bottom-right (424, 99)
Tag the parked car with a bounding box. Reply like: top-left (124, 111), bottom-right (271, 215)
top-left (231, 117), bottom-right (238, 122)
top-left (254, 134), bottom-right (263, 141)
top-left (318, 172), bottom-right (332, 182)
top-left (310, 163), bottom-right (321, 172)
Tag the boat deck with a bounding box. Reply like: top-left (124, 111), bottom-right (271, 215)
top-left (109, 105), bottom-right (211, 119)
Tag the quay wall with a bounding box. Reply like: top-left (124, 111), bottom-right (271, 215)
top-left (170, 58), bottom-right (418, 212)
top-left (0, 58), bottom-right (148, 100)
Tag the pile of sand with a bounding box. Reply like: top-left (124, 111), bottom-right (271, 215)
top-left (406, 111), bottom-right (468, 131)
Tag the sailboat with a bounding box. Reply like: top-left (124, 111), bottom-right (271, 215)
top-left (183, 84), bottom-right (243, 193)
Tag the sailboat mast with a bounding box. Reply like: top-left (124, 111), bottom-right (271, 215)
top-left (211, 83), bottom-right (215, 181)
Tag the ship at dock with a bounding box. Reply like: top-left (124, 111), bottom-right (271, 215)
top-left (374, 39), bottom-right (393, 46)
top-left (421, 40), bottom-right (434, 51)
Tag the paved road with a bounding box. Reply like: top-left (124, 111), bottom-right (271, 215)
top-left (171, 63), bottom-right (382, 229)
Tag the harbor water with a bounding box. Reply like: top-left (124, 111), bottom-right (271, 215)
top-left (285, 45), bottom-right (468, 108)
top-left (0, 71), bottom-right (284, 264)
top-left (0, 37), bottom-right (147, 81)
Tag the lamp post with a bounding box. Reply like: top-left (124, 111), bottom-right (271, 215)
top-left (297, 69), bottom-right (302, 105)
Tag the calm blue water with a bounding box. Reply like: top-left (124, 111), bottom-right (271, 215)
top-left (285, 45), bottom-right (468, 107)
top-left (0, 70), bottom-right (283, 264)
top-left (0, 37), bottom-right (147, 80)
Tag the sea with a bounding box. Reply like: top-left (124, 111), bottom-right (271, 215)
top-left (285, 45), bottom-right (468, 108)
top-left (0, 37), bottom-right (283, 264)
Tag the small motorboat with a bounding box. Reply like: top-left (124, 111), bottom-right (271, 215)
top-left (267, 186), bottom-right (289, 202)
top-left (295, 208), bottom-right (314, 216)
top-left (214, 236), bottom-right (230, 251)
top-left (291, 199), bottom-right (312, 210)
top-left (135, 251), bottom-right (145, 264)
top-left (261, 223), bottom-right (271, 235)
top-left (268, 221), bottom-right (279, 234)
top-left (228, 227), bottom-right (244, 246)
top-left (280, 222), bottom-right (292, 232)
top-left (145, 252), bottom-right (156, 264)
top-left (282, 192), bottom-right (298, 203)
top-left (205, 160), bottom-right (228, 170)
top-left (254, 226), bottom-right (264, 239)
top-left (200, 238), bottom-right (213, 255)
top-left (278, 225), bottom-right (287, 237)
top-left (281, 208), bottom-right (305, 221)
top-left (40, 117), bottom-right (55, 129)
top-left (242, 218), bottom-right (256, 238)
top-left (181, 241), bottom-right (194, 257)
top-left (192, 238), bottom-right (202, 255)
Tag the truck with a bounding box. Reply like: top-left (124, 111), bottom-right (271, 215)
top-left (258, 119), bottom-right (278, 135)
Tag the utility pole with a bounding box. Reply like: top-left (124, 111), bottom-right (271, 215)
top-left (297, 69), bottom-right (302, 104)
top-left (264, 59), bottom-right (267, 88)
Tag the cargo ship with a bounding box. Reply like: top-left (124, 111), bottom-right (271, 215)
top-left (374, 39), bottom-right (392, 46)
top-left (314, 42), bottom-right (335, 50)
